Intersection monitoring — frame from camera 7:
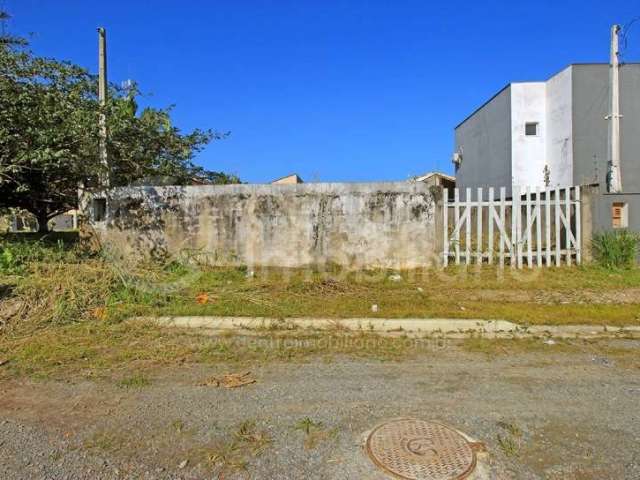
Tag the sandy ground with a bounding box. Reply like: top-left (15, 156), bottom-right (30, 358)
top-left (1, 339), bottom-right (640, 480)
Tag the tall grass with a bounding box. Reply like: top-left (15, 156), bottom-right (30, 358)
top-left (0, 237), bottom-right (79, 275)
top-left (0, 239), bottom-right (192, 335)
top-left (592, 230), bottom-right (640, 269)
top-left (0, 237), bottom-right (118, 334)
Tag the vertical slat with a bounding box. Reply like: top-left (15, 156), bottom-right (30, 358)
top-left (555, 187), bottom-right (561, 266)
top-left (526, 187), bottom-right (532, 268)
top-left (488, 187), bottom-right (494, 265)
top-left (477, 187), bottom-right (483, 264)
top-left (545, 188), bottom-right (551, 267)
top-left (499, 187), bottom-right (506, 268)
top-left (443, 188), bottom-right (449, 267)
top-left (513, 185), bottom-right (521, 268)
top-left (535, 187), bottom-right (542, 267)
top-left (575, 186), bottom-right (581, 265)
top-left (565, 186), bottom-right (571, 266)
top-left (465, 187), bottom-right (471, 265)
top-left (454, 188), bottom-right (460, 265)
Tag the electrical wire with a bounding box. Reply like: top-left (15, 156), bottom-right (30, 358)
top-left (620, 16), bottom-right (640, 63)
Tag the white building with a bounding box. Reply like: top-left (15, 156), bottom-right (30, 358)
top-left (453, 63), bottom-right (640, 231)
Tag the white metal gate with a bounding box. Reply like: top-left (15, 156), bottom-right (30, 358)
top-left (443, 186), bottom-right (581, 268)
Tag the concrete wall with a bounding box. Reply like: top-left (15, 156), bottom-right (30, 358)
top-left (572, 64), bottom-right (640, 191)
top-left (620, 64), bottom-right (640, 192)
top-left (96, 182), bottom-right (439, 269)
top-left (545, 66), bottom-right (573, 187)
top-left (571, 64), bottom-right (640, 231)
top-left (455, 86), bottom-right (512, 197)
top-left (511, 82), bottom-right (547, 189)
top-left (571, 64), bottom-right (610, 188)
top-left (592, 193), bottom-right (640, 233)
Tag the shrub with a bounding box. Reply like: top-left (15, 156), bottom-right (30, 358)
top-left (0, 238), bottom-right (76, 275)
top-left (592, 230), bottom-right (640, 269)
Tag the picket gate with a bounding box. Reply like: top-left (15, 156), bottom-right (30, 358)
top-left (443, 186), bottom-right (581, 268)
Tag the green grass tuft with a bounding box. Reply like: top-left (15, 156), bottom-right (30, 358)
top-left (592, 230), bottom-right (640, 269)
top-left (117, 373), bottom-right (151, 388)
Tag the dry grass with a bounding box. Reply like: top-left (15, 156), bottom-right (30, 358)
top-left (461, 336), bottom-right (640, 370)
top-left (0, 319), bottom-right (423, 380)
top-left (108, 265), bottom-right (640, 327)
top-left (1, 240), bottom-right (640, 380)
top-left (206, 420), bottom-right (272, 475)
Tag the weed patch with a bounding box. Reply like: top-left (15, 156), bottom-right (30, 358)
top-left (293, 417), bottom-right (337, 449)
top-left (496, 420), bottom-right (524, 458)
top-left (207, 420), bottom-right (271, 475)
top-left (117, 373), bottom-right (151, 389)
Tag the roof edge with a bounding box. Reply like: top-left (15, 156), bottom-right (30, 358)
top-left (455, 84), bottom-right (511, 130)
top-left (455, 63), bottom-right (640, 130)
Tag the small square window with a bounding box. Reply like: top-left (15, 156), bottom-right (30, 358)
top-left (525, 122), bottom-right (539, 136)
top-left (92, 198), bottom-right (107, 222)
top-left (612, 202), bottom-right (628, 228)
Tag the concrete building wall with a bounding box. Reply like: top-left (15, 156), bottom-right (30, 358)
top-left (455, 86), bottom-right (512, 197)
top-left (545, 67), bottom-right (573, 187)
top-left (570, 64), bottom-right (640, 190)
top-left (620, 64), bottom-right (640, 191)
top-left (96, 182), bottom-right (439, 269)
top-left (571, 64), bottom-right (640, 232)
top-left (592, 193), bottom-right (640, 234)
top-left (571, 65), bottom-right (609, 187)
top-left (511, 82), bottom-right (547, 189)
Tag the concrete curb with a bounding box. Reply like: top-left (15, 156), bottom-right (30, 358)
top-left (133, 316), bottom-right (640, 339)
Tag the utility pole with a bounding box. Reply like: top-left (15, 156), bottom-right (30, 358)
top-left (607, 24), bottom-right (622, 193)
top-left (98, 27), bottom-right (109, 188)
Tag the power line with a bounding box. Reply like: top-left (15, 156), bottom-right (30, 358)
top-left (620, 16), bottom-right (640, 62)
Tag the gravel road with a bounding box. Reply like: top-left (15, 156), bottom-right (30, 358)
top-left (1, 338), bottom-right (639, 479)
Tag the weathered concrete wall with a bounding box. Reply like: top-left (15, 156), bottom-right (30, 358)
top-left (96, 182), bottom-right (439, 269)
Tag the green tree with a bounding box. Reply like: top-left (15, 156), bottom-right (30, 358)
top-left (0, 12), bottom-right (238, 231)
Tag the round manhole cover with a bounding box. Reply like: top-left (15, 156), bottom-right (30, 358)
top-left (365, 418), bottom-right (476, 480)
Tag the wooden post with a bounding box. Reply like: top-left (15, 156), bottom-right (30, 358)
top-left (526, 187), bottom-right (532, 268)
top-left (499, 187), bottom-right (506, 268)
top-left (575, 186), bottom-right (581, 265)
top-left (477, 187), bottom-right (483, 264)
top-left (535, 187), bottom-right (542, 267)
top-left (565, 187), bottom-right (572, 266)
top-left (555, 187), bottom-right (561, 266)
top-left (465, 188), bottom-right (471, 265)
top-left (443, 188), bottom-right (449, 267)
top-left (545, 188), bottom-right (551, 266)
top-left (488, 187), bottom-right (494, 265)
top-left (454, 188), bottom-right (460, 265)
top-left (513, 186), bottom-right (521, 268)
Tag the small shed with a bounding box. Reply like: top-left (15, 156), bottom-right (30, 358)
top-left (413, 172), bottom-right (455, 189)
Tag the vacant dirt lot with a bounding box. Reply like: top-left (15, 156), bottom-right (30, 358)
top-left (1, 337), bottom-right (639, 479)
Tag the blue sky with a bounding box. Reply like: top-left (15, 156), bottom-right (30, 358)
top-left (3, 1), bottom-right (639, 183)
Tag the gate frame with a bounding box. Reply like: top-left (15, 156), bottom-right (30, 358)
top-left (443, 185), bottom-right (581, 268)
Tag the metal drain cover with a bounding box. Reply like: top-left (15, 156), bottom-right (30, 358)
top-left (365, 418), bottom-right (476, 480)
